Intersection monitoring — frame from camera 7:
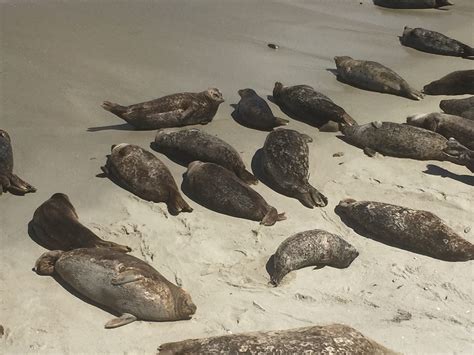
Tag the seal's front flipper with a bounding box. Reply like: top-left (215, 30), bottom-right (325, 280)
top-left (363, 147), bottom-right (378, 157)
top-left (104, 313), bottom-right (137, 329)
top-left (111, 270), bottom-right (144, 285)
top-left (261, 207), bottom-right (286, 226)
top-left (8, 174), bottom-right (36, 195)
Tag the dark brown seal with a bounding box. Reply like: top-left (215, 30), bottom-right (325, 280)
top-left (440, 96), bottom-right (474, 120)
top-left (101, 144), bottom-right (192, 215)
top-left (158, 323), bottom-right (397, 354)
top-left (336, 199), bottom-right (474, 261)
top-left (183, 161), bottom-right (285, 226)
top-left (270, 229), bottom-right (359, 286)
top-left (35, 248), bottom-right (196, 328)
top-left (30, 193), bottom-right (131, 252)
top-left (423, 70), bottom-right (474, 95)
top-left (151, 128), bottom-right (257, 184)
top-left (0, 129), bottom-right (36, 195)
top-left (261, 129), bottom-right (328, 208)
top-left (373, 0), bottom-right (452, 9)
top-left (101, 89), bottom-right (224, 130)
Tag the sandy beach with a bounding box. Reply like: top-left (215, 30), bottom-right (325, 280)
top-left (1, 0), bottom-right (473, 353)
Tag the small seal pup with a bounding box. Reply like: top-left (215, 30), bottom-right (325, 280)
top-left (271, 82), bottom-right (357, 129)
top-left (151, 128), bottom-right (257, 185)
top-left (0, 129), bottom-right (36, 195)
top-left (35, 248), bottom-right (196, 328)
top-left (158, 323), bottom-right (398, 354)
top-left (423, 70), bottom-right (474, 95)
top-left (334, 56), bottom-right (423, 100)
top-left (30, 193), bottom-right (131, 252)
top-left (407, 112), bottom-right (474, 149)
top-left (373, 0), bottom-right (453, 9)
top-left (261, 129), bottom-right (328, 208)
top-left (101, 144), bottom-right (192, 215)
top-left (440, 96), bottom-right (474, 120)
top-left (400, 27), bottom-right (474, 59)
top-left (270, 229), bottom-right (359, 286)
top-left (336, 199), bottom-right (474, 261)
top-left (101, 89), bottom-right (224, 130)
top-left (183, 161), bottom-right (285, 226)
top-left (234, 88), bottom-right (289, 131)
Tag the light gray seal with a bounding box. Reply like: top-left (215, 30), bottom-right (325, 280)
top-left (183, 161), bottom-right (285, 226)
top-left (270, 229), bottom-right (359, 286)
top-left (423, 70), bottom-right (474, 95)
top-left (400, 27), bottom-right (474, 59)
top-left (151, 128), bottom-right (258, 185)
top-left (334, 56), bottom-right (423, 100)
top-left (407, 112), bottom-right (474, 149)
top-left (102, 89), bottom-right (224, 130)
top-left (261, 129), bottom-right (328, 208)
top-left (30, 193), bottom-right (131, 252)
top-left (101, 144), bottom-right (192, 215)
top-left (440, 96), bottom-right (474, 120)
top-left (35, 248), bottom-right (196, 328)
top-left (158, 323), bottom-right (398, 354)
top-left (336, 199), bottom-right (474, 261)
top-left (0, 129), bottom-right (36, 195)
top-left (373, 0), bottom-right (452, 9)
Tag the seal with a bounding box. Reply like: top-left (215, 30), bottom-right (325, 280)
top-left (271, 82), bottom-right (357, 129)
top-left (440, 96), bottom-right (474, 120)
top-left (182, 161), bottom-right (285, 226)
top-left (373, 0), bottom-right (452, 9)
top-left (0, 129), bottom-right (36, 195)
top-left (335, 199), bottom-right (474, 261)
top-left (34, 248), bottom-right (196, 328)
top-left (334, 56), bottom-right (423, 100)
top-left (151, 128), bottom-right (258, 184)
top-left (270, 229), bottom-right (359, 286)
top-left (101, 88), bottom-right (224, 130)
top-left (158, 323), bottom-right (398, 354)
top-left (423, 70), bottom-right (474, 95)
top-left (261, 129), bottom-right (328, 208)
top-left (407, 112), bottom-right (474, 149)
top-left (101, 144), bottom-right (192, 215)
top-left (233, 88), bottom-right (289, 131)
top-left (30, 193), bottom-right (131, 252)
top-left (400, 27), bottom-right (474, 59)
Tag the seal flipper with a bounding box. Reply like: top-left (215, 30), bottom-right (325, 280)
top-left (167, 189), bottom-right (193, 216)
top-left (297, 186), bottom-right (328, 208)
top-left (273, 117), bottom-right (289, 127)
top-left (462, 46), bottom-right (474, 59)
top-left (443, 138), bottom-right (474, 172)
top-left (8, 174), bottom-right (36, 195)
top-left (0, 174), bottom-right (11, 193)
top-left (111, 270), bottom-right (144, 285)
top-left (104, 313), bottom-right (137, 329)
top-left (34, 250), bottom-right (63, 275)
top-left (101, 101), bottom-right (127, 115)
top-left (363, 147), bottom-right (378, 157)
top-left (236, 169), bottom-right (259, 185)
top-left (261, 207), bottom-right (286, 226)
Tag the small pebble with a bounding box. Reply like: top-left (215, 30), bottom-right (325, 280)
top-left (333, 152), bottom-right (344, 157)
top-left (268, 43), bottom-right (279, 50)
top-left (464, 226), bottom-right (471, 233)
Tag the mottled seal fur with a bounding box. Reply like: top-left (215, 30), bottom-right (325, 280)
top-left (151, 128), bottom-right (257, 184)
top-left (101, 144), bottom-right (192, 215)
top-left (271, 82), bottom-right (357, 129)
top-left (423, 70), bottom-right (474, 95)
top-left (31, 193), bottom-right (131, 252)
top-left (407, 112), bottom-right (474, 149)
top-left (400, 27), bottom-right (474, 58)
top-left (270, 229), bottom-right (359, 286)
top-left (261, 129), bottom-right (328, 208)
top-left (102, 89), bottom-right (224, 130)
top-left (0, 129), bottom-right (36, 195)
top-left (183, 161), bottom-right (285, 226)
top-left (336, 199), bottom-right (474, 261)
top-left (35, 248), bottom-right (196, 328)
top-left (158, 323), bottom-right (397, 354)
top-left (373, 0), bottom-right (452, 9)
top-left (440, 96), bottom-right (474, 120)
top-left (334, 56), bottom-right (423, 100)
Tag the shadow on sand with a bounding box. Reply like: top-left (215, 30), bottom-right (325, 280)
top-left (87, 123), bottom-right (135, 132)
top-left (423, 164), bottom-right (474, 186)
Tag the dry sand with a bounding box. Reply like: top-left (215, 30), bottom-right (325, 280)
top-left (1, 0), bottom-right (473, 353)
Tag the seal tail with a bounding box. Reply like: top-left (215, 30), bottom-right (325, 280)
top-left (101, 101), bottom-right (127, 115)
top-left (260, 207), bottom-right (286, 226)
top-left (273, 116), bottom-right (289, 127)
top-left (8, 174), bottom-right (36, 195)
top-left (237, 169), bottom-right (259, 185)
top-left (167, 189), bottom-right (193, 216)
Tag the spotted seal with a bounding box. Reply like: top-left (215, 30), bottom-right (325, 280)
top-left (423, 70), bottom-right (474, 95)
top-left (440, 96), bottom-right (474, 120)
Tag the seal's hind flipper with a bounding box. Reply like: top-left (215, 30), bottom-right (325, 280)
top-left (34, 250), bottom-right (63, 275)
top-left (8, 174), bottom-right (36, 195)
top-left (363, 147), bottom-right (378, 157)
top-left (111, 270), bottom-right (144, 285)
top-left (167, 189), bottom-right (193, 216)
top-left (261, 207), bottom-right (286, 226)
top-left (104, 313), bottom-right (137, 329)
top-left (237, 169), bottom-right (259, 185)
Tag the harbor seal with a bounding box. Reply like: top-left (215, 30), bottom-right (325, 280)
top-left (336, 199), bottom-right (474, 261)
top-left (423, 70), bottom-right (474, 95)
top-left (35, 248), bottom-right (196, 328)
top-left (101, 144), bottom-right (192, 215)
top-left (101, 88), bottom-right (224, 130)
top-left (334, 56), bottom-right (423, 100)
top-left (183, 161), bottom-right (285, 226)
top-left (400, 27), bottom-right (474, 59)
top-left (270, 229), bottom-right (359, 286)
top-left (0, 129), bottom-right (36, 195)
top-left (271, 82), bottom-right (357, 129)
top-left (30, 193), bottom-right (131, 252)
top-left (261, 129), bottom-right (328, 208)
top-left (440, 96), bottom-right (474, 120)
top-left (151, 128), bottom-right (258, 185)
top-left (158, 323), bottom-right (397, 354)
top-left (407, 112), bottom-right (474, 149)
top-left (373, 0), bottom-right (453, 9)
top-left (234, 88), bottom-right (289, 131)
